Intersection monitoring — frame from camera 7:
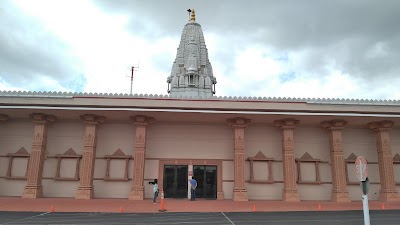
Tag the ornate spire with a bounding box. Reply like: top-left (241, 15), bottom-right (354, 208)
top-left (167, 10), bottom-right (217, 98)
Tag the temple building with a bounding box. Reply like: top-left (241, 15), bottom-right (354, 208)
top-left (1, 10), bottom-right (400, 202)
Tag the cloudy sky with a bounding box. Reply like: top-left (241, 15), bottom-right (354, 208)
top-left (1, 0), bottom-right (399, 99)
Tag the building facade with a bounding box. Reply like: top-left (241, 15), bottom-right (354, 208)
top-left (0, 10), bottom-right (400, 202)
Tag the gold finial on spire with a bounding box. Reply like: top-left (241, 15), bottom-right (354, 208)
top-left (190, 9), bottom-right (196, 22)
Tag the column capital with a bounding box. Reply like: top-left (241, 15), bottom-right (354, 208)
top-left (0, 113), bottom-right (9, 122)
top-left (274, 118), bottom-right (299, 129)
top-left (227, 117), bottom-right (251, 128)
top-left (321, 120), bottom-right (347, 130)
top-left (130, 115), bottom-right (154, 126)
top-left (80, 114), bottom-right (105, 125)
top-left (368, 120), bottom-right (394, 132)
top-left (31, 113), bottom-right (56, 125)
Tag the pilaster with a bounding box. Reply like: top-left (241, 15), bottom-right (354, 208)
top-left (129, 116), bottom-right (153, 200)
top-left (321, 120), bottom-right (350, 202)
top-left (274, 119), bottom-right (300, 202)
top-left (22, 113), bottom-right (56, 198)
top-left (75, 114), bottom-right (105, 199)
top-left (227, 117), bottom-right (250, 201)
top-left (368, 120), bottom-right (400, 202)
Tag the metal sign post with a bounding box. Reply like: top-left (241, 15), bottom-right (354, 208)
top-left (355, 156), bottom-right (370, 225)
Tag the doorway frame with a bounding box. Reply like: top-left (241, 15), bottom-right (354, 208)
top-left (158, 159), bottom-right (224, 200)
top-left (162, 165), bottom-right (188, 198)
top-left (193, 165), bottom-right (218, 199)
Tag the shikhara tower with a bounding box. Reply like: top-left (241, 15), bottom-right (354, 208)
top-left (167, 9), bottom-right (217, 97)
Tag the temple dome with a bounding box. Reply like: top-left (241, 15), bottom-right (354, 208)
top-left (167, 9), bottom-right (216, 97)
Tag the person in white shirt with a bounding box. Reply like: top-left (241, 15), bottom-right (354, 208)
top-left (150, 179), bottom-right (159, 204)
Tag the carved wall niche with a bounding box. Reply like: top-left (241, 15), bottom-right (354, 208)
top-left (248, 151), bottom-right (274, 184)
top-left (393, 154), bottom-right (400, 185)
top-left (104, 149), bottom-right (132, 181)
top-left (296, 152), bottom-right (321, 184)
top-left (345, 153), bottom-right (359, 185)
top-left (54, 148), bottom-right (82, 181)
top-left (6, 147), bottom-right (30, 180)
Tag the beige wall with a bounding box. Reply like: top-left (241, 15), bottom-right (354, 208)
top-left (244, 125), bottom-right (334, 200)
top-left (93, 180), bottom-right (131, 198)
top-left (94, 122), bottom-right (135, 198)
top-left (146, 124), bottom-right (233, 159)
top-left (0, 180), bottom-right (26, 196)
top-left (144, 159), bottom-right (159, 198)
top-left (295, 127), bottom-right (330, 161)
top-left (1, 118), bottom-right (399, 201)
top-left (47, 122), bottom-right (84, 155)
top-left (0, 121), bottom-right (33, 151)
top-left (42, 122), bottom-right (83, 197)
top-left (343, 128), bottom-right (380, 200)
top-left (343, 128), bottom-right (377, 161)
top-left (245, 126), bottom-right (282, 159)
top-left (0, 121), bottom-right (33, 196)
top-left (247, 183), bottom-right (284, 200)
top-left (391, 128), bottom-right (400, 194)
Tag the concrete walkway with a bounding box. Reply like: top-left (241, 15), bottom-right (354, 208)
top-left (0, 197), bottom-right (399, 213)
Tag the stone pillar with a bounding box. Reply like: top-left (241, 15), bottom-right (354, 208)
top-left (274, 119), bottom-right (300, 202)
top-left (129, 115), bottom-right (152, 200)
top-left (75, 114), bottom-right (105, 199)
top-left (227, 117), bottom-right (250, 201)
top-left (22, 113), bottom-right (56, 198)
top-left (321, 120), bottom-right (350, 202)
top-left (368, 120), bottom-right (400, 201)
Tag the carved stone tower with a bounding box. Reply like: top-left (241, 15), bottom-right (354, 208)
top-left (167, 9), bottom-right (217, 97)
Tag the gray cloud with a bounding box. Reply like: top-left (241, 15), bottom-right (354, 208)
top-left (1, 0), bottom-right (399, 99)
top-left (0, 1), bottom-right (84, 91)
top-left (94, 0), bottom-right (400, 96)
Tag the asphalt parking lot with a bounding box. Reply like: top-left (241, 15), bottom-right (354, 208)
top-left (1, 210), bottom-right (399, 225)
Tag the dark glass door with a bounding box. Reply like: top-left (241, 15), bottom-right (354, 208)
top-left (163, 165), bottom-right (188, 198)
top-left (193, 165), bottom-right (217, 199)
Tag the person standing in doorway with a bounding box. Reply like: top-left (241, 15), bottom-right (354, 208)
top-left (190, 177), bottom-right (197, 201)
top-left (149, 179), bottom-right (158, 204)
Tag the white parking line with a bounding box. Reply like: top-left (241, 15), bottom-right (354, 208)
top-left (1, 212), bottom-right (50, 225)
top-left (221, 212), bottom-right (235, 225)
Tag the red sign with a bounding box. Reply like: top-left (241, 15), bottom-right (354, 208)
top-left (355, 156), bottom-right (368, 181)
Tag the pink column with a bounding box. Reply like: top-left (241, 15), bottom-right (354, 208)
top-left (274, 119), bottom-right (300, 202)
top-left (368, 121), bottom-right (400, 201)
top-left (129, 116), bottom-right (152, 200)
top-left (228, 117), bottom-right (250, 201)
top-left (22, 113), bottom-right (56, 198)
top-left (321, 120), bottom-right (350, 202)
top-left (75, 114), bottom-right (105, 199)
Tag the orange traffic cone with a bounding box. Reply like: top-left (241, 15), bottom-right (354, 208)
top-left (381, 203), bottom-right (385, 210)
top-left (252, 204), bottom-right (256, 212)
top-left (159, 191), bottom-right (167, 212)
top-left (119, 207), bottom-right (124, 213)
top-left (50, 205), bottom-right (55, 213)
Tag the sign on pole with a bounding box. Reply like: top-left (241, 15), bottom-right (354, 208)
top-left (355, 156), bottom-right (370, 225)
top-left (355, 156), bottom-right (368, 182)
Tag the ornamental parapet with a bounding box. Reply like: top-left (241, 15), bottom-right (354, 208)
top-left (1, 90), bottom-right (400, 105)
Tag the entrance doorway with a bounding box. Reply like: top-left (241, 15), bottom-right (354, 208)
top-left (163, 165), bottom-right (188, 198)
top-left (193, 165), bottom-right (217, 199)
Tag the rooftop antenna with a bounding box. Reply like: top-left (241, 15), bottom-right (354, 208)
top-left (127, 61), bottom-right (140, 95)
